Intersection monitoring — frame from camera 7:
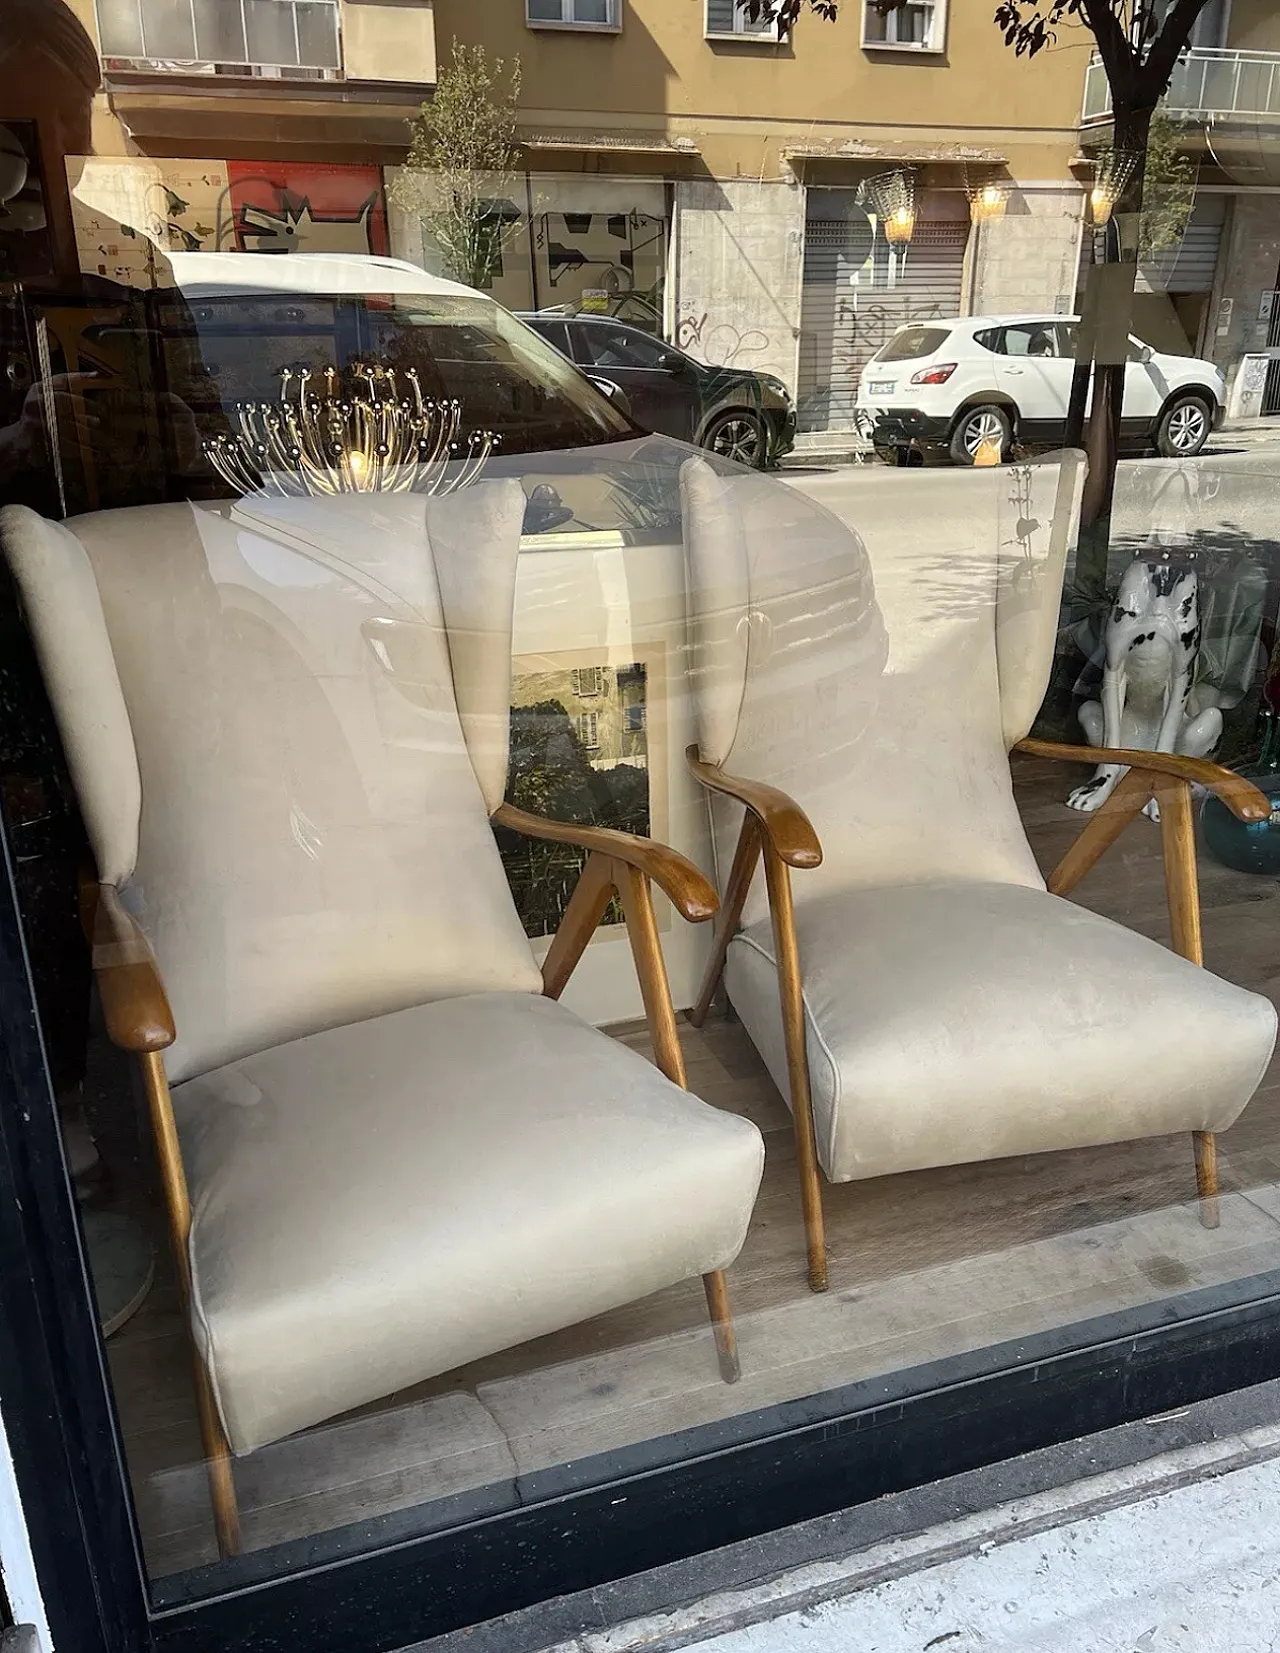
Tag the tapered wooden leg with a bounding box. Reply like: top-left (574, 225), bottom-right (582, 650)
top-left (702, 1270), bottom-right (740, 1384)
top-left (690, 816), bottom-right (761, 1029)
top-left (1194, 1130), bottom-right (1221, 1230)
top-left (1158, 782), bottom-right (1223, 1230)
top-left (139, 1051), bottom-right (241, 1556)
top-left (194, 1362), bottom-right (242, 1556)
top-left (541, 852), bottom-right (615, 1001)
top-left (762, 847), bottom-right (828, 1292)
top-left (616, 860), bottom-right (688, 1088)
top-left (1046, 766), bottom-right (1157, 898)
top-left (1159, 779), bottom-right (1203, 967)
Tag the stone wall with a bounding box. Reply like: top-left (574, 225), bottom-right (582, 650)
top-left (971, 184), bottom-right (1085, 318)
top-left (672, 178), bottom-right (805, 391)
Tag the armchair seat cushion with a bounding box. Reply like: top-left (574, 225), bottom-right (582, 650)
top-left (175, 992), bottom-right (764, 1454)
top-left (724, 881), bottom-right (1277, 1184)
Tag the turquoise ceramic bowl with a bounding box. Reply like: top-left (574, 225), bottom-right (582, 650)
top-left (1202, 772), bottom-right (1280, 876)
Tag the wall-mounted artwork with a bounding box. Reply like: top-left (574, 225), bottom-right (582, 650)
top-left (499, 652), bottom-right (655, 940)
top-left (228, 162), bottom-right (389, 257)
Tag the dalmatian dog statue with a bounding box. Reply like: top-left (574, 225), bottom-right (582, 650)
top-left (1067, 558), bottom-right (1221, 818)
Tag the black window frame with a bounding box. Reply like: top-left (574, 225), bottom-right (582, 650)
top-left (7, 790), bottom-right (1280, 1653)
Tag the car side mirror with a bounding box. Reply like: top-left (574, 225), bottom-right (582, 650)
top-left (658, 351), bottom-right (688, 373)
top-left (587, 374), bottom-right (633, 418)
top-left (1136, 343), bottom-right (1154, 364)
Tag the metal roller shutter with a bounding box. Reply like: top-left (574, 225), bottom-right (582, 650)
top-left (1076, 196), bottom-right (1225, 297)
top-left (797, 214), bottom-right (969, 432)
top-left (1138, 195), bottom-right (1225, 292)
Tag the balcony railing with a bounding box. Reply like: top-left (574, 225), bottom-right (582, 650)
top-left (1082, 46), bottom-right (1280, 127)
top-left (95, 0), bottom-right (342, 77)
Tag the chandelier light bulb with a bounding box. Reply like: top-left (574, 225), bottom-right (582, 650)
top-left (884, 205), bottom-right (916, 244)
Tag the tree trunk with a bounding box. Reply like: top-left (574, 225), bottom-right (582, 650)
top-left (1078, 102), bottom-right (1155, 534)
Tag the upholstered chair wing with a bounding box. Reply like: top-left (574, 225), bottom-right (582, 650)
top-left (679, 453), bottom-right (1276, 1294)
top-left (0, 487), bottom-right (764, 1557)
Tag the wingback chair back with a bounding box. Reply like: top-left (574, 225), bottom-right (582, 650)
top-left (681, 453), bottom-right (1085, 923)
top-left (0, 486), bottom-right (542, 1085)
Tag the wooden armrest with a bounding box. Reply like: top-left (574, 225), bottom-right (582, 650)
top-left (1015, 738), bottom-right (1271, 824)
top-left (685, 745), bottom-right (822, 868)
top-left (83, 883), bottom-right (175, 1053)
top-left (491, 802), bottom-right (717, 923)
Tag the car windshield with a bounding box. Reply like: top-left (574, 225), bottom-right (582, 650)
top-left (874, 326), bottom-right (953, 363)
top-left (155, 285), bottom-right (637, 458)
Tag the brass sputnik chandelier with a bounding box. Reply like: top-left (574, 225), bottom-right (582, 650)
top-left (204, 363), bottom-right (500, 498)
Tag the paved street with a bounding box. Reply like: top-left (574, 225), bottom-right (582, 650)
top-left (784, 441), bottom-right (1280, 569)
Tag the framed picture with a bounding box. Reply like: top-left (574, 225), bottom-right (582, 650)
top-left (499, 647), bottom-right (664, 939)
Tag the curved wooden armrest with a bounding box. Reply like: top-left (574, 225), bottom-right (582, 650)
top-left (83, 883), bottom-right (176, 1053)
top-left (685, 745), bottom-right (822, 868)
top-left (1015, 738), bottom-right (1271, 824)
top-left (491, 802), bottom-right (718, 923)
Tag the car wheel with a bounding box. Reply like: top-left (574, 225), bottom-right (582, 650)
top-left (1155, 395), bottom-right (1211, 459)
top-left (949, 404), bottom-right (1013, 466)
top-left (704, 409), bottom-right (767, 469)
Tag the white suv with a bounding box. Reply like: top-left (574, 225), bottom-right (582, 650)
top-left (856, 315), bottom-right (1226, 466)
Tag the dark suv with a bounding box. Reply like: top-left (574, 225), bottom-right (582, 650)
top-left (520, 313), bottom-right (796, 468)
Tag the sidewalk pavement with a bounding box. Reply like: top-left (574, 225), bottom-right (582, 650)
top-left (410, 1378), bottom-right (1280, 1653)
top-left (647, 1428), bottom-right (1280, 1653)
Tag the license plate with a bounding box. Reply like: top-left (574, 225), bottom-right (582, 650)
top-left (868, 380), bottom-right (895, 396)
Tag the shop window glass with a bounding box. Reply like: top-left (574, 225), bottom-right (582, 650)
top-left (5, 0), bottom-right (1280, 1644)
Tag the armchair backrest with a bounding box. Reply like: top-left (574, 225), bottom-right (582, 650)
top-left (680, 453), bottom-right (1084, 921)
top-left (0, 485), bottom-right (542, 1085)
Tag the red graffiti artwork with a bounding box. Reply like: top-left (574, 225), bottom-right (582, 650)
top-left (226, 162), bottom-right (389, 258)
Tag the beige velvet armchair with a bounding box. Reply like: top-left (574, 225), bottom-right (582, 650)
top-left (0, 483), bottom-right (764, 1557)
top-left (678, 453), bottom-right (1277, 1295)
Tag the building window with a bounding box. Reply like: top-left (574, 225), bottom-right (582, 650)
top-left (95, 0), bottom-right (343, 74)
top-left (705, 0), bottom-right (781, 40)
top-left (862, 0), bottom-right (945, 52)
top-left (526, 0), bottom-right (622, 31)
top-left (624, 703), bottom-right (645, 732)
top-left (576, 711), bottom-right (601, 749)
top-left (571, 665), bottom-right (605, 697)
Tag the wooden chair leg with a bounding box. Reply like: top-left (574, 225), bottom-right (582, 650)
top-left (702, 1270), bottom-right (740, 1384)
top-left (1194, 1130), bottom-right (1221, 1231)
top-left (1046, 766), bottom-right (1157, 898)
top-left (615, 860), bottom-right (689, 1088)
top-left (690, 816), bottom-right (760, 1029)
top-left (194, 1361), bottom-right (242, 1557)
top-left (139, 1051), bottom-right (241, 1556)
top-left (541, 852), bottom-right (615, 1001)
top-left (762, 847), bottom-right (828, 1293)
top-left (1158, 780), bottom-right (1223, 1229)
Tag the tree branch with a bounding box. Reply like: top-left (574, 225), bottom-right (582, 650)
top-left (1143, 0), bottom-right (1212, 100)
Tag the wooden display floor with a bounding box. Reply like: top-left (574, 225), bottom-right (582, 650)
top-left (98, 756), bottom-right (1280, 1577)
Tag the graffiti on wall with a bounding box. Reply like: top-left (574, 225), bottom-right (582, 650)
top-left (674, 310), bottom-right (773, 367)
top-left (68, 157), bottom-right (390, 286)
top-left (227, 162), bottom-right (388, 256)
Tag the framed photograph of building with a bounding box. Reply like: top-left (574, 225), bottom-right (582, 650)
top-left (499, 646), bottom-right (662, 939)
